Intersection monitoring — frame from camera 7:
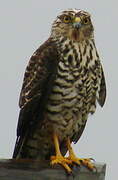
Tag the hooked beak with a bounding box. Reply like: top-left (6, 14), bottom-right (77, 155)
top-left (73, 17), bottom-right (82, 29)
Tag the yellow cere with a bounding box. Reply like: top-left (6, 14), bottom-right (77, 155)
top-left (74, 17), bottom-right (81, 23)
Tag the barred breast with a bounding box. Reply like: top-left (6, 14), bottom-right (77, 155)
top-left (45, 39), bottom-right (102, 140)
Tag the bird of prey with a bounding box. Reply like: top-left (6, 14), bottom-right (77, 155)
top-left (13, 9), bottom-right (106, 173)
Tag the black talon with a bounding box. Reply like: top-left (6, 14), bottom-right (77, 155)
top-left (93, 166), bottom-right (97, 173)
top-left (89, 158), bottom-right (95, 162)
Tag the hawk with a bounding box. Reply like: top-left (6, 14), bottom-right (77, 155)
top-left (13, 9), bottom-right (106, 173)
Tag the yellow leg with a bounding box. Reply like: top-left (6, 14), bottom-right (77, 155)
top-left (50, 133), bottom-right (72, 173)
top-left (66, 138), bottom-right (95, 170)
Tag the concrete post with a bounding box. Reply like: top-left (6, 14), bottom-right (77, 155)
top-left (0, 159), bottom-right (106, 180)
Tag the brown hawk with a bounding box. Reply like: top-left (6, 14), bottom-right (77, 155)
top-left (13, 9), bottom-right (106, 173)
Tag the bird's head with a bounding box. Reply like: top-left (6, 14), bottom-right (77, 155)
top-left (51, 9), bottom-right (94, 42)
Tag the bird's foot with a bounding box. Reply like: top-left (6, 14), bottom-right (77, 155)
top-left (66, 139), bottom-right (96, 171)
top-left (66, 156), bottom-right (95, 171)
top-left (50, 155), bottom-right (72, 173)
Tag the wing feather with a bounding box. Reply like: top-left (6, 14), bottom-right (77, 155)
top-left (13, 38), bottom-right (59, 158)
top-left (97, 66), bottom-right (106, 107)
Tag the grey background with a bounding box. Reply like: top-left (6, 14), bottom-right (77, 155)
top-left (0, 1), bottom-right (117, 180)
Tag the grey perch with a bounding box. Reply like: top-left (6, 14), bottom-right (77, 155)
top-left (0, 159), bottom-right (106, 180)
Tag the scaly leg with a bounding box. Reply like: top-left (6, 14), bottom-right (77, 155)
top-left (66, 138), bottom-right (95, 170)
top-left (50, 133), bottom-right (72, 173)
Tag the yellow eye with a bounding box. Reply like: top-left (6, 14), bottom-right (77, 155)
top-left (83, 17), bottom-right (89, 24)
top-left (63, 16), bottom-right (71, 23)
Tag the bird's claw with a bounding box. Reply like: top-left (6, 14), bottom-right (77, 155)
top-left (50, 155), bottom-right (72, 173)
top-left (66, 156), bottom-right (96, 171)
top-left (79, 158), bottom-right (95, 170)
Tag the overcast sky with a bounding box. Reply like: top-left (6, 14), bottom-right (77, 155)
top-left (0, 1), bottom-right (117, 180)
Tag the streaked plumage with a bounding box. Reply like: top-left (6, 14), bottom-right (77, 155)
top-left (13, 9), bottom-right (106, 167)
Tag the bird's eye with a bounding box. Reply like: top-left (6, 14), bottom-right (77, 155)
top-left (63, 16), bottom-right (71, 23)
top-left (83, 17), bottom-right (89, 24)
